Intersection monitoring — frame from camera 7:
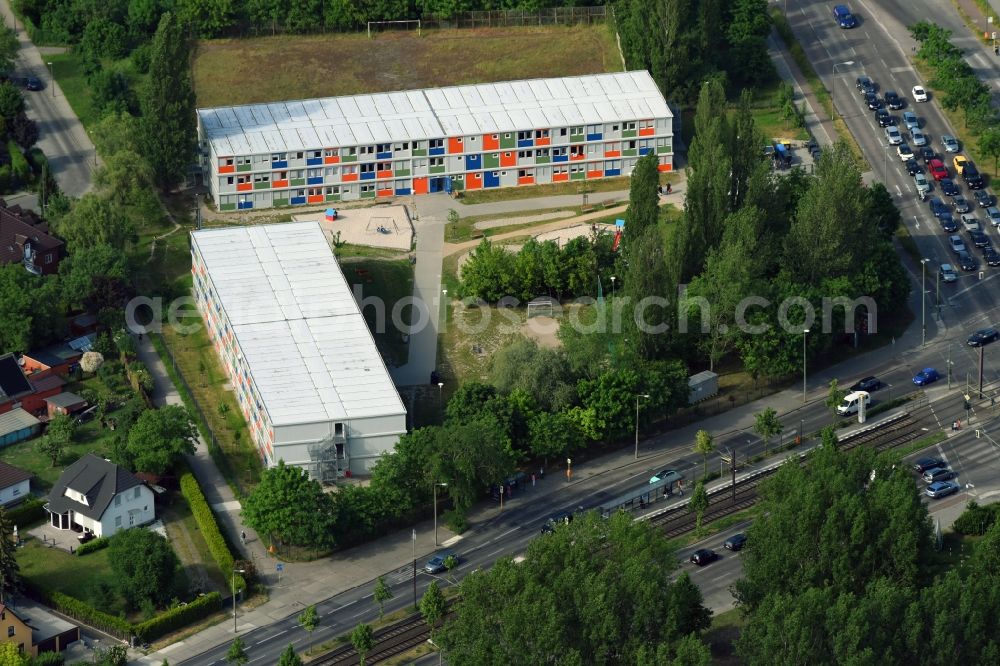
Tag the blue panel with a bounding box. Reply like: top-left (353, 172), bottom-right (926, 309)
top-left (238, 201), bottom-right (254, 210)
top-left (377, 151), bottom-right (392, 160)
top-left (517, 139), bottom-right (533, 148)
top-left (605, 169), bottom-right (621, 177)
top-left (429, 147), bottom-right (445, 156)
top-left (306, 157), bottom-right (322, 166)
top-left (290, 196), bottom-right (306, 205)
top-left (484, 172), bottom-right (500, 188)
top-left (395, 187), bottom-right (411, 196)
top-left (307, 177), bottom-right (323, 185)
top-left (271, 160), bottom-right (288, 169)
top-left (553, 155), bottom-right (568, 163)
top-left (465, 155), bottom-right (481, 170)
top-left (639, 147), bottom-right (651, 156)
top-left (586, 133), bottom-right (602, 141)
top-left (360, 172), bottom-right (375, 181)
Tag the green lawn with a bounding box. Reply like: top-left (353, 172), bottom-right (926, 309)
top-left (18, 540), bottom-right (132, 616)
top-left (343, 258), bottom-right (415, 368)
top-left (458, 176), bottom-right (632, 205)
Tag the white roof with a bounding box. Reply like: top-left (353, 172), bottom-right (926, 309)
top-left (190, 222), bottom-right (406, 426)
top-left (198, 71), bottom-right (671, 157)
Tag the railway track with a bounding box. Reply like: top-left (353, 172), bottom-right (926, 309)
top-left (311, 410), bottom-right (932, 664)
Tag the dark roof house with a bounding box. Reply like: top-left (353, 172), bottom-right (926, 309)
top-left (46, 454), bottom-right (155, 538)
top-left (0, 200), bottom-right (63, 276)
top-left (0, 353), bottom-right (33, 412)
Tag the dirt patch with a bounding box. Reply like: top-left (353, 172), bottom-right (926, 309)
top-left (474, 210), bottom-right (575, 230)
top-left (294, 205), bottom-right (413, 251)
top-left (520, 315), bottom-right (561, 348)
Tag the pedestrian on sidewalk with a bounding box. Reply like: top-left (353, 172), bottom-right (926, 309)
top-left (240, 530), bottom-right (246, 545)
top-left (666, 182), bottom-right (672, 194)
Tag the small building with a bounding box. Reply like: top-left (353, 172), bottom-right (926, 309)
top-left (22, 375), bottom-right (64, 417)
top-left (0, 602), bottom-right (35, 656)
top-left (45, 454), bottom-right (155, 539)
top-left (0, 200), bottom-right (64, 276)
top-left (21, 335), bottom-right (96, 380)
top-left (688, 371), bottom-right (719, 405)
top-left (0, 600), bottom-right (80, 658)
top-left (45, 392), bottom-right (87, 419)
top-left (0, 354), bottom-right (33, 415)
top-left (0, 409), bottom-right (41, 447)
top-left (0, 461), bottom-right (31, 506)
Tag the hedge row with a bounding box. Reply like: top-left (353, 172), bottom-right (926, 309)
top-left (75, 536), bottom-right (110, 556)
top-left (8, 497), bottom-right (47, 526)
top-left (179, 469), bottom-right (245, 593)
top-left (133, 592), bottom-right (223, 642)
top-left (25, 584), bottom-right (132, 639)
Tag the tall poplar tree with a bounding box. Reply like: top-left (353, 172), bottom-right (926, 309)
top-left (141, 12), bottom-right (196, 190)
top-left (0, 507), bottom-right (19, 603)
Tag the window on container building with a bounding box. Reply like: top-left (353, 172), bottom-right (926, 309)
top-left (611, 124), bottom-right (619, 132)
top-left (553, 147), bottom-right (566, 156)
top-left (587, 125), bottom-right (599, 134)
top-left (517, 131), bottom-right (530, 140)
top-left (377, 162), bottom-right (391, 171)
top-left (307, 168), bottom-right (322, 178)
top-left (559, 128), bottom-right (567, 136)
top-left (226, 176), bottom-right (234, 184)
top-left (517, 150), bottom-right (530, 159)
top-left (429, 139), bottom-right (444, 148)
top-left (571, 126), bottom-right (583, 134)
top-left (271, 153), bottom-right (286, 162)
top-left (295, 189), bottom-right (305, 197)
top-left (236, 156), bottom-right (250, 165)
top-left (292, 151), bottom-right (303, 159)
top-left (625, 121), bottom-right (637, 130)
top-left (394, 142), bottom-right (410, 151)
top-left (640, 120), bottom-right (654, 129)
top-left (292, 169), bottom-right (304, 178)
top-left (308, 187), bottom-right (322, 196)
top-left (254, 155), bottom-right (268, 165)
top-left (311, 150), bottom-right (321, 158)
top-left (237, 175), bottom-right (250, 184)
top-left (627, 140), bottom-right (637, 149)
top-left (361, 184), bottom-right (375, 193)
top-left (360, 146), bottom-right (374, 155)
top-left (345, 147), bottom-right (357, 156)
top-left (536, 148), bottom-right (549, 157)
top-left (360, 163), bottom-right (374, 173)
top-left (430, 157), bottom-right (444, 167)
top-left (325, 186), bottom-right (340, 195)
top-left (324, 148), bottom-right (337, 157)
top-left (253, 173), bottom-right (269, 183)
top-left (221, 157), bottom-right (234, 166)
top-left (377, 143), bottom-right (391, 153)
top-left (535, 129), bottom-right (549, 138)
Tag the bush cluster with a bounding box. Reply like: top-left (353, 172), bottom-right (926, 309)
top-left (132, 592), bottom-right (223, 642)
top-left (74, 536), bottom-right (109, 556)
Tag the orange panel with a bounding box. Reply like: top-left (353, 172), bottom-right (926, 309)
top-left (535, 137), bottom-right (550, 146)
top-left (377, 170), bottom-right (392, 179)
top-left (586, 170), bottom-right (603, 179)
top-left (219, 164), bottom-right (235, 174)
top-left (236, 182), bottom-right (252, 192)
top-left (466, 173), bottom-right (482, 191)
top-left (324, 156), bottom-right (340, 164)
top-left (518, 176), bottom-right (535, 185)
top-left (272, 179), bottom-right (288, 188)
top-left (570, 153), bottom-right (585, 161)
top-left (604, 151), bottom-right (621, 158)
top-left (377, 188), bottom-right (393, 197)
top-left (639, 127), bottom-right (655, 137)
top-left (342, 173), bottom-right (358, 182)
top-left (483, 134), bottom-right (499, 150)
top-left (448, 137), bottom-right (464, 154)
top-left (657, 163), bottom-right (672, 172)
top-left (500, 152), bottom-right (516, 167)
top-left (413, 177), bottom-right (429, 194)
top-left (307, 195), bottom-right (324, 204)
top-left (552, 173), bottom-right (569, 182)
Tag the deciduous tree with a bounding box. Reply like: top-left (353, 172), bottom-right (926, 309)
top-left (55, 193), bottom-right (136, 252)
top-left (752, 407), bottom-right (783, 454)
top-left (688, 481), bottom-right (708, 529)
top-left (276, 644), bottom-right (302, 666)
top-left (226, 637), bottom-right (248, 666)
top-left (242, 461), bottom-right (336, 550)
top-left (0, 507), bottom-right (19, 603)
top-left (372, 576), bottom-right (392, 619)
top-left (298, 604), bottom-right (318, 633)
top-left (37, 414), bottom-right (74, 466)
top-left (825, 379), bottom-right (847, 423)
top-left (126, 405), bottom-right (197, 475)
top-left (693, 430), bottom-right (714, 480)
top-left (107, 528), bottom-right (180, 609)
top-left (420, 580), bottom-right (446, 636)
top-left (350, 624), bottom-right (374, 666)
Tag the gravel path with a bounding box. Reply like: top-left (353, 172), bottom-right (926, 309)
top-left (473, 209), bottom-right (575, 230)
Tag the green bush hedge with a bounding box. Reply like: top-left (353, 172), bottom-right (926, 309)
top-left (75, 536), bottom-right (110, 556)
top-left (179, 469), bottom-right (244, 593)
top-left (133, 592), bottom-right (223, 642)
top-left (954, 501), bottom-right (1000, 536)
top-left (26, 584), bottom-right (132, 639)
top-left (8, 497), bottom-right (47, 526)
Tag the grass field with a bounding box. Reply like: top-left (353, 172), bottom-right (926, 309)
top-left (18, 540), bottom-right (130, 616)
top-left (342, 258), bottom-right (415, 368)
top-left (192, 25), bottom-right (621, 107)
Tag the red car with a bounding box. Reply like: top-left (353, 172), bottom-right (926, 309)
top-left (928, 159), bottom-right (949, 181)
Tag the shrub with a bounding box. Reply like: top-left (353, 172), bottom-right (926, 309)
top-left (8, 497), bottom-right (46, 526)
top-left (444, 510), bottom-right (467, 534)
top-left (179, 469), bottom-right (244, 593)
top-left (75, 536), bottom-right (110, 556)
top-left (26, 584), bottom-right (132, 639)
top-left (7, 140), bottom-right (30, 186)
top-left (953, 501), bottom-right (1000, 535)
top-left (133, 592), bottom-right (222, 642)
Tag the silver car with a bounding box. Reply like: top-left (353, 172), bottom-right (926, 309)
top-left (885, 126), bottom-right (903, 145)
top-left (911, 130), bottom-right (928, 147)
top-left (913, 172), bottom-right (930, 193)
top-left (939, 264), bottom-right (958, 283)
top-left (902, 111), bottom-right (920, 130)
top-left (949, 234), bottom-right (967, 253)
top-left (961, 213), bottom-right (981, 232)
top-left (987, 206), bottom-right (1000, 227)
top-left (942, 135), bottom-right (960, 153)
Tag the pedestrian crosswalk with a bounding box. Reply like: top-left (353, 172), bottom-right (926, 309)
top-left (383, 565), bottom-right (417, 586)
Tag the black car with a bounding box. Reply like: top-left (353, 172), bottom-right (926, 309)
top-left (970, 230), bottom-right (991, 248)
top-left (865, 91), bottom-right (882, 110)
top-left (928, 197), bottom-right (948, 217)
top-left (724, 533), bottom-right (748, 551)
top-left (952, 196), bottom-right (971, 214)
top-left (968, 327), bottom-right (1000, 347)
top-left (957, 250), bottom-right (978, 271)
top-left (856, 75), bottom-right (875, 94)
top-left (875, 108), bottom-right (892, 127)
top-left (964, 164), bottom-right (985, 190)
top-left (540, 512), bottom-right (573, 534)
top-left (23, 76), bottom-right (42, 91)
top-left (920, 146), bottom-right (937, 163)
top-left (983, 246), bottom-right (1000, 266)
top-left (905, 158), bottom-right (921, 176)
top-left (913, 457), bottom-right (945, 473)
top-left (974, 190), bottom-right (994, 208)
top-left (850, 376), bottom-right (883, 392)
top-left (884, 90), bottom-right (903, 110)
top-left (941, 179), bottom-right (960, 197)
top-left (939, 212), bottom-right (958, 233)
top-left (690, 548), bottom-right (719, 566)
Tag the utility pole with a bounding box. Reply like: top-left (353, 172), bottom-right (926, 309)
top-left (980, 346), bottom-right (985, 400)
top-left (948, 343), bottom-right (953, 389)
top-left (729, 448), bottom-right (736, 502)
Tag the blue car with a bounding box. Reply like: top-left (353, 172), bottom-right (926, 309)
top-left (833, 4), bottom-right (857, 28)
top-left (912, 368), bottom-right (941, 386)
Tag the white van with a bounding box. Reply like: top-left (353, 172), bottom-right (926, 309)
top-left (837, 391), bottom-right (870, 415)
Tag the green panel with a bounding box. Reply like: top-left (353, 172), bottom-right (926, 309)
top-left (361, 190), bottom-right (376, 199)
top-left (273, 198), bottom-right (289, 207)
top-left (499, 136), bottom-right (516, 149)
top-left (622, 130), bottom-right (637, 138)
top-left (623, 149), bottom-right (638, 157)
top-left (657, 146), bottom-right (671, 154)
top-left (570, 172), bottom-right (585, 181)
top-left (326, 194), bottom-right (341, 202)
top-left (570, 134), bottom-right (585, 142)
top-left (429, 166), bottom-right (446, 174)
top-left (342, 155), bottom-right (358, 162)
top-left (253, 181), bottom-right (270, 190)
top-left (483, 154), bottom-right (499, 168)
top-left (220, 203), bottom-right (236, 211)
top-left (394, 169), bottom-right (410, 177)
top-left (236, 164), bottom-right (251, 172)
top-left (290, 178), bottom-right (305, 186)
top-left (412, 149), bottom-right (427, 157)
top-left (535, 156), bottom-right (550, 165)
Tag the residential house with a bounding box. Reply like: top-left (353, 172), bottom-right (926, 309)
top-left (21, 334), bottom-right (96, 379)
top-left (0, 600), bottom-right (80, 658)
top-left (0, 200), bottom-right (63, 275)
top-left (0, 354), bottom-right (33, 415)
top-left (0, 461), bottom-right (30, 506)
top-left (0, 603), bottom-right (34, 657)
top-left (45, 454), bottom-right (155, 538)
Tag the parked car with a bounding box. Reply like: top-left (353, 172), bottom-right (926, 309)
top-left (926, 480), bottom-right (960, 499)
top-left (875, 108), bottom-right (892, 127)
top-left (974, 190), bottom-right (994, 208)
top-left (952, 196), bottom-right (971, 214)
top-left (942, 135), bottom-right (960, 153)
top-left (902, 111), bottom-right (920, 130)
top-left (987, 206), bottom-right (1000, 227)
top-left (911, 130), bottom-right (927, 147)
top-left (957, 250), bottom-right (978, 271)
top-left (968, 327), bottom-right (1000, 347)
top-left (939, 263), bottom-right (958, 283)
top-left (913, 172), bottom-right (930, 194)
top-left (949, 234), bottom-right (967, 253)
top-left (923, 467), bottom-right (955, 484)
top-left (884, 90), bottom-right (903, 110)
top-left (856, 75), bottom-right (875, 94)
top-left (939, 212), bottom-right (958, 233)
top-left (23, 76), bottom-right (42, 91)
top-left (982, 246), bottom-right (1000, 266)
top-left (963, 164), bottom-right (984, 189)
top-left (928, 159), bottom-right (948, 180)
top-left (833, 4), bottom-right (857, 28)
top-left (724, 533), bottom-right (747, 551)
top-left (912, 85), bottom-right (928, 102)
top-left (913, 457), bottom-right (945, 473)
top-left (896, 143), bottom-right (913, 161)
top-left (940, 178), bottom-right (960, 196)
top-left (912, 367), bottom-right (941, 386)
top-left (850, 376), bottom-right (883, 392)
top-left (885, 126), bottom-right (901, 144)
top-left (970, 230), bottom-right (991, 248)
top-left (425, 550), bottom-right (458, 574)
top-left (690, 548), bottom-right (720, 566)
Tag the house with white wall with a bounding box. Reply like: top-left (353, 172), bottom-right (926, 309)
top-left (0, 461), bottom-right (30, 507)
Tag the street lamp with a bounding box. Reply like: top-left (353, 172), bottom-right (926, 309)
top-left (831, 60), bottom-right (856, 83)
top-left (921, 258), bottom-right (929, 346)
top-left (433, 481), bottom-right (448, 546)
top-left (634, 393), bottom-right (650, 459)
top-left (232, 568), bottom-right (246, 633)
top-left (411, 529), bottom-right (417, 610)
top-left (437, 381), bottom-right (444, 418)
top-left (47, 62), bottom-right (53, 98)
top-left (610, 276), bottom-right (616, 300)
top-left (802, 329), bottom-right (810, 403)
top-left (442, 288), bottom-right (448, 325)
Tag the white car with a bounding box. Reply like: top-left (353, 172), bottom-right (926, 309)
top-left (961, 213), bottom-right (981, 232)
top-left (897, 143), bottom-right (913, 161)
top-left (912, 85), bottom-right (928, 102)
top-left (885, 126), bottom-right (903, 145)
